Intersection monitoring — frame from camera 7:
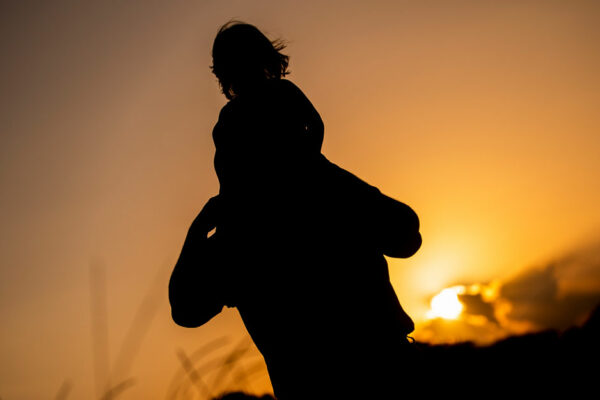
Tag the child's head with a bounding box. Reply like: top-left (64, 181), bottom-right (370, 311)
top-left (211, 21), bottom-right (289, 100)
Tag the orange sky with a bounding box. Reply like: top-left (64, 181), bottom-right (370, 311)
top-left (1, 1), bottom-right (600, 398)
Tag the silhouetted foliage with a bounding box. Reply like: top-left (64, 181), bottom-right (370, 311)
top-left (211, 392), bottom-right (276, 400)
top-left (411, 304), bottom-right (600, 396)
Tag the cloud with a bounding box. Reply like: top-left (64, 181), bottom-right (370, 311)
top-left (458, 292), bottom-right (497, 324)
top-left (498, 241), bottom-right (600, 331)
top-left (416, 241), bottom-right (600, 344)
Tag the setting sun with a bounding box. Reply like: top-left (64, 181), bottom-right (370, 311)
top-left (427, 286), bottom-right (465, 320)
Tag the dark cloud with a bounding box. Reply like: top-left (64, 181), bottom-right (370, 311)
top-left (500, 265), bottom-right (557, 304)
top-left (554, 242), bottom-right (600, 292)
top-left (498, 242), bottom-right (600, 330)
top-left (458, 292), bottom-right (497, 324)
top-left (417, 242), bottom-right (600, 344)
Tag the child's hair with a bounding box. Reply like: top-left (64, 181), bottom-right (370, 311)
top-left (211, 21), bottom-right (290, 100)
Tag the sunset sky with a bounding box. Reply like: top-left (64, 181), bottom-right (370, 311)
top-left (2, 1), bottom-right (600, 398)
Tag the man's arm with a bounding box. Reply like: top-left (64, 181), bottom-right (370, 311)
top-left (169, 196), bottom-right (224, 328)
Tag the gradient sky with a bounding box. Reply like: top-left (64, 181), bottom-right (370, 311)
top-left (2, 1), bottom-right (600, 398)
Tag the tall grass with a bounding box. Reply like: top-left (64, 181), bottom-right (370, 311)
top-left (50, 260), bottom-right (271, 400)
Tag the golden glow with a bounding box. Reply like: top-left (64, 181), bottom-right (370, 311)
top-left (4, 1), bottom-right (600, 398)
top-left (468, 281), bottom-right (500, 302)
top-left (426, 286), bottom-right (465, 320)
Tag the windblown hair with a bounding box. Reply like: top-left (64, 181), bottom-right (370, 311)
top-left (211, 21), bottom-right (290, 100)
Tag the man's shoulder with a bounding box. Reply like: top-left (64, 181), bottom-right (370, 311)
top-left (278, 78), bottom-right (302, 93)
